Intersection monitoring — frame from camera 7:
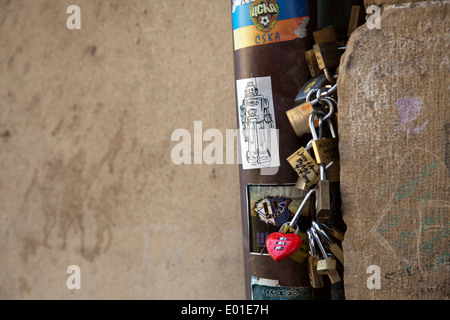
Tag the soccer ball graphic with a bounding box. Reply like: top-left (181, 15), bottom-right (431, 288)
top-left (260, 15), bottom-right (271, 28)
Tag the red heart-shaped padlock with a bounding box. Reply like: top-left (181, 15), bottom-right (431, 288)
top-left (266, 232), bottom-right (302, 262)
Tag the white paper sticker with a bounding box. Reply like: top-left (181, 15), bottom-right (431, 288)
top-left (236, 76), bottom-right (280, 170)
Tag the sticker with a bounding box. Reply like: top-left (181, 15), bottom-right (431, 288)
top-left (251, 277), bottom-right (312, 300)
top-left (247, 184), bottom-right (308, 254)
top-left (237, 76), bottom-right (280, 170)
top-left (232, 0), bottom-right (310, 50)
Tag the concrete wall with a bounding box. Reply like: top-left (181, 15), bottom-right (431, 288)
top-left (0, 0), bottom-right (244, 299)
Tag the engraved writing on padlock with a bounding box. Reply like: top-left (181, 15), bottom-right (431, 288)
top-left (286, 101), bottom-right (320, 137)
top-left (312, 138), bottom-right (339, 164)
top-left (287, 146), bottom-right (320, 189)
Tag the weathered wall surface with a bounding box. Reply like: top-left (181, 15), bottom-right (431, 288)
top-left (339, 1), bottom-right (449, 299)
top-left (0, 0), bottom-right (244, 299)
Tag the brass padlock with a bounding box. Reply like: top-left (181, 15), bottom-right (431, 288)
top-left (312, 137), bottom-right (340, 164)
top-left (326, 265), bottom-right (341, 284)
top-left (305, 49), bottom-right (323, 78)
top-left (307, 229), bottom-right (324, 288)
top-left (313, 25), bottom-right (337, 44)
top-left (279, 223), bottom-right (309, 264)
top-left (287, 140), bottom-right (320, 191)
top-left (309, 110), bottom-right (339, 165)
top-left (313, 42), bottom-right (341, 71)
top-left (347, 6), bottom-right (364, 36)
top-left (317, 256), bottom-right (337, 275)
top-left (286, 101), bottom-right (322, 137)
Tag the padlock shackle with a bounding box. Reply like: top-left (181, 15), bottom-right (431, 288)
top-left (278, 222), bottom-right (300, 234)
top-left (309, 110), bottom-right (337, 142)
top-left (289, 188), bottom-right (315, 228)
top-left (312, 221), bottom-right (334, 246)
top-left (318, 97), bottom-right (335, 121)
top-left (306, 84), bottom-right (337, 106)
top-left (307, 229), bottom-right (318, 258)
top-left (311, 227), bottom-right (328, 259)
top-left (323, 67), bottom-right (336, 85)
top-left (319, 163), bottom-right (326, 181)
top-left (305, 139), bottom-right (313, 151)
top-left (309, 109), bottom-right (326, 141)
top-left (306, 229), bottom-right (317, 257)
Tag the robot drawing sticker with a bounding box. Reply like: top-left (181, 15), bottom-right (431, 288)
top-left (237, 76), bottom-right (280, 170)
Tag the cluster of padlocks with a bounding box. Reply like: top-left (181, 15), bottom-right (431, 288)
top-left (265, 25), bottom-right (347, 289)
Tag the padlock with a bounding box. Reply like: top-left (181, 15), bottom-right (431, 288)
top-left (347, 6), bottom-right (364, 36)
top-left (313, 221), bottom-right (344, 264)
top-left (317, 98), bottom-right (340, 182)
top-left (305, 49), bottom-right (323, 78)
top-left (310, 228), bottom-right (332, 273)
top-left (313, 42), bottom-right (341, 71)
top-left (294, 74), bottom-right (328, 105)
top-left (276, 189), bottom-right (315, 263)
top-left (307, 229), bottom-right (324, 288)
top-left (266, 231), bottom-right (302, 262)
top-left (324, 255), bottom-right (342, 284)
top-left (309, 109), bottom-right (339, 165)
top-left (278, 222), bottom-right (309, 264)
top-left (313, 25), bottom-right (338, 45)
top-left (286, 100), bottom-right (320, 137)
top-left (315, 164), bottom-right (331, 221)
top-left (295, 161), bottom-right (334, 193)
top-left (320, 223), bottom-right (345, 242)
top-left (287, 140), bottom-right (320, 191)
top-left (316, 255), bottom-right (337, 275)
top-left (326, 158), bottom-right (340, 183)
top-left (288, 188), bottom-right (315, 228)
top-left (311, 228), bottom-right (341, 284)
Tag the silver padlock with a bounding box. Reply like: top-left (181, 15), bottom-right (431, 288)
top-left (307, 229), bottom-right (324, 288)
top-left (311, 228), bottom-right (341, 284)
top-left (312, 221), bottom-right (344, 264)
